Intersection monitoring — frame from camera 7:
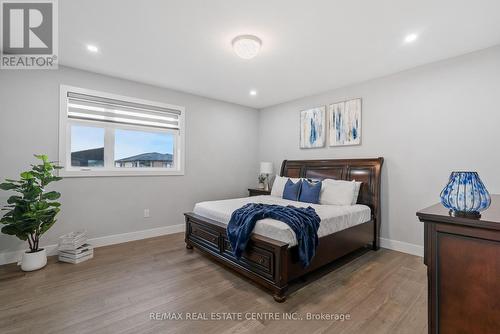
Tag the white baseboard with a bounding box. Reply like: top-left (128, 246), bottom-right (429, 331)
top-left (0, 224), bottom-right (185, 266)
top-left (380, 237), bottom-right (424, 257)
top-left (88, 224), bottom-right (185, 248)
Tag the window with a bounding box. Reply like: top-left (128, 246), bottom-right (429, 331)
top-left (70, 125), bottom-right (105, 167)
top-left (59, 85), bottom-right (185, 176)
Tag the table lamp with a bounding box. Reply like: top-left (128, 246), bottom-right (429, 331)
top-left (260, 162), bottom-right (273, 191)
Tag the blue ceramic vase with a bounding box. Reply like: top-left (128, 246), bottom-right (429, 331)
top-left (440, 171), bottom-right (491, 217)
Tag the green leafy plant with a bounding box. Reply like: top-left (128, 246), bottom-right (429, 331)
top-left (258, 174), bottom-right (266, 183)
top-left (0, 155), bottom-right (62, 253)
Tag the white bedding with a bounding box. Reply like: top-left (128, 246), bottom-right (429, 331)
top-left (193, 195), bottom-right (371, 247)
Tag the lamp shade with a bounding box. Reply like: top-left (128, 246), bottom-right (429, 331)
top-left (260, 162), bottom-right (273, 174)
top-left (440, 171), bottom-right (491, 216)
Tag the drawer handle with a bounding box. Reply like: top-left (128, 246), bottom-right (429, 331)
top-left (258, 257), bottom-right (265, 264)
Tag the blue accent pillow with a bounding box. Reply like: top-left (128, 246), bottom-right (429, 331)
top-left (282, 179), bottom-right (302, 201)
top-left (299, 180), bottom-right (322, 204)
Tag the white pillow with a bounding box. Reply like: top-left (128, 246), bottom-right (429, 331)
top-left (320, 179), bottom-right (360, 206)
top-left (352, 181), bottom-right (362, 205)
top-left (270, 176), bottom-right (301, 197)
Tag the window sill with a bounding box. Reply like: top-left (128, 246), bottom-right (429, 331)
top-left (59, 169), bottom-right (185, 177)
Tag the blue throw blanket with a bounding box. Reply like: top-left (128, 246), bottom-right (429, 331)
top-left (227, 203), bottom-right (321, 268)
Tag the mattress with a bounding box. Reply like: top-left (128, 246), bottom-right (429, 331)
top-left (193, 195), bottom-right (371, 247)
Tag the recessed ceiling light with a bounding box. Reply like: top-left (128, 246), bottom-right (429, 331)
top-left (86, 44), bottom-right (99, 53)
top-left (404, 33), bottom-right (418, 44)
top-left (249, 90), bottom-right (257, 96)
top-left (232, 35), bottom-right (262, 59)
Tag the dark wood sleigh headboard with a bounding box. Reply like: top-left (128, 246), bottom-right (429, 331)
top-left (280, 158), bottom-right (384, 248)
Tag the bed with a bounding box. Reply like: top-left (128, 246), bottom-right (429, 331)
top-left (184, 158), bottom-right (384, 302)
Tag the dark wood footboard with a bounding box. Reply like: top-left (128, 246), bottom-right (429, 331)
top-left (185, 212), bottom-right (289, 300)
top-left (185, 212), bottom-right (374, 301)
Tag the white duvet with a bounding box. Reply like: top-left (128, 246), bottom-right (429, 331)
top-left (193, 195), bottom-right (371, 247)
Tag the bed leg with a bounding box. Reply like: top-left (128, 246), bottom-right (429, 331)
top-left (273, 293), bottom-right (286, 303)
top-left (184, 218), bottom-right (193, 250)
top-left (272, 287), bottom-right (288, 303)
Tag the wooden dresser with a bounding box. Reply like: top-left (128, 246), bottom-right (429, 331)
top-left (417, 195), bottom-right (500, 334)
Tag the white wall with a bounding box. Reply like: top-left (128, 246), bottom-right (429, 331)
top-left (0, 66), bottom-right (259, 254)
top-left (258, 46), bottom-right (500, 251)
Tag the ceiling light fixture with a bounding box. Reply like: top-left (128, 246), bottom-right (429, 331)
top-left (404, 33), bottom-right (418, 44)
top-left (232, 35), bottom-right (262, 59)
top-left (87, 44), bottom-right (99, 53)
top-left (249, 90), bottom-right (257, 96)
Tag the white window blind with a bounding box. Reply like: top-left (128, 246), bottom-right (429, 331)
top-left (67, 92), bottom-right (181, 130)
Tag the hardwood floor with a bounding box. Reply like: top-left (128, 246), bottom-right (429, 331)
top-left (0, 233), bottom-right (427, 334)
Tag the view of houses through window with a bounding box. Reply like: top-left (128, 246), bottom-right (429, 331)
top-left (114, 129), bottom-right (174, 168)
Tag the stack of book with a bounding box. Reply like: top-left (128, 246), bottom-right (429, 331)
top-left (58, 231), bottom-right (94, 264)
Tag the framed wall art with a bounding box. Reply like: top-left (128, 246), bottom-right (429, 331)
top-left (329, 98), bottom-right (361, 146)
top-left (300, 106), bottom-right (326, 149)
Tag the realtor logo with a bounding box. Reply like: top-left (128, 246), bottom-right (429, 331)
top-left (1, 0), bottom-right (58, 69)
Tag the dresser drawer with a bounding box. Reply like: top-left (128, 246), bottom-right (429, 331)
top-left (190, 222), bottom-right (219, 250)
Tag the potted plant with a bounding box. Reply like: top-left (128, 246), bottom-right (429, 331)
top-left (0, 155), bottom-right (62, 271)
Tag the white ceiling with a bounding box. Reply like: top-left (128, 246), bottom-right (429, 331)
top-left (60, 0), bottom-right (500, 109)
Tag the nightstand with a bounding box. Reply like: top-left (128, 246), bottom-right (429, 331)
top-left (248, 188), bottom-right (271, 197)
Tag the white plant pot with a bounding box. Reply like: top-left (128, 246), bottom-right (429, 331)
top-left (21, 248), bottom-right (47, 271)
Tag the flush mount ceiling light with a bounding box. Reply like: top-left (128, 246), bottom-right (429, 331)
top-left (86, 44), bottom-right (99, 53)
top-left (404, 33), bottom-right (418, 44)
top-left (232, 35), bottom-right (262, 59)
top-left (249, 90), bottom-right (258, 96)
